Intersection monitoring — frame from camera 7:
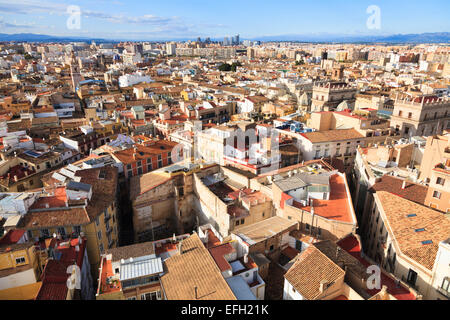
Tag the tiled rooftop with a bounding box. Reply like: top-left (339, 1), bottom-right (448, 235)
top-left (293, 174), bottom-right (355, 223)
top-left (337, 234), bottom-right (417, 300)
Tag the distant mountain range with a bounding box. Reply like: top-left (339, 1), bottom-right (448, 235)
top-left (0, 33), bottom-right (109, 43)
top-left (0, 32), bottom-right (449, 44)
top-left (252, 32), bottom-right (450, 44)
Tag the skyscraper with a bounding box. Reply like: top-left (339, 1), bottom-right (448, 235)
top-left (223, 37), bottom-right (231, 46)
top-left (232, 34), bottom-right (240, 45)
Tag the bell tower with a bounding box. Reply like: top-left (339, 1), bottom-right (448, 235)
top-left (69, 51), bottom-right (82, 93)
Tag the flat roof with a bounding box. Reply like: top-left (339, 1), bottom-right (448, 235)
top-left (225, 276), bottom-right (256, 300)
top-left (233, 216), bottom-right (298, 244)
top-left (120, 256), bottom-right (163, 281)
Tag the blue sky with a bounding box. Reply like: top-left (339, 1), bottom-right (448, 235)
top-left (0, 0), bottom-right (449, 40)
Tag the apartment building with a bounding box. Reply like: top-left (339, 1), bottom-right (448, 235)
top-left (311, 81), bottom-right (357, 112)
top-left (419, 134), bottom-right (450, 182)
top-left (0, 230), bottom-right (41, 291)
top-left (160, 233), bottom-right (236, 300)
top-left (112, 140), bottom-right (179, 179)
top-left (199, 224), bottom-right (266, 300)
top-left (283, 235), bottom-right (419, 300)
top-left (96, 238), bottom-right (189, 300)
top-left (390, 96), bottom-right (450, 138)
top-left (424, 158), bottom-right (450, 213)
top-left (363, 189), bottom-right (450, 300)
top-left (307, 109), bottom-right (395, 145)
top-left (17, 166), bottom-right (119, 277)
top-left (294, 128), bottom-right (365, 170)
top-left (35, 236), bottom-right (94, 300)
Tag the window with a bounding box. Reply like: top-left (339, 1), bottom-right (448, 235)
top-left (241, 219), bottom-right (245, 225)
top-left (305, 223), bottom-right (310, 231)
top-left (57, 227), bottom-right (66, 237)
top-left (269, 245), bottom-right (274, 251)
top-left (127, 297), bottom-right (136, 300)
top-left (137, 161), bottom-right (142, 167)
top-left (436, 177), bottom-right (445, 185)
top-left (406, 269), bottom-right (418, 286)
top-left (40, 229), bottom-right (49, 238)
top-left (127, 164), bottom-right (132, 170)
top-left (96, 217), bottom-right (100, 226)
top-left (73, 226), bottom-right (81, 235)
top-left (433, 191), bottom-right (442, 199)
top-left (99, 243), bottom-right (104, 254)
top-left (97, 231), bottom-right (102, 240)
top-left (15, 257), bottom-right (26, 265)
top-left (141, 291), bottom-right (160, 300)
top-left (147, 163), bottom-right (153, 172)
top-left (408, 112), bottom-right (412, 119)
top-left (137, 167), bottom-right (143, 175)
top-left (236, 220), bottom-right (240, 226)
top-left (441, 278), bottom-right (450, 294)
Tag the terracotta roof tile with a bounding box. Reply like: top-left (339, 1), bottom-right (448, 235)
top-left (160, 233), bottom-right (236, 300)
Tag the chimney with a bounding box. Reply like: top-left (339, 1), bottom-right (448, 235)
top-left (380, 285), bottom-right (389, 300)
top-left (402, 180), bottom-right (406, 189)
top-left (194, 286), bottom-right (198, 299)
top-left (319, 280), bottom-right (327, 293)
top-left (13, 175), bottom-right (18, 182)
top-left (244, 254), bottom-right (248, 264)
top-left (177, 239), bottom-right (183, 254)
top-left (336, 246), bottom-right (341, 259)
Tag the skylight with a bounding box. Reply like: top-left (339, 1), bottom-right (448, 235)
top-left (406, 214), bottom-right (417, 218)
top-left (421, 240), bottom-right (433, 245)
top-left (415, 228), bottom-right (425, 232)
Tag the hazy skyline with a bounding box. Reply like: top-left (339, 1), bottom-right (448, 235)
top-left (0, 0), bottom-right (449, 40)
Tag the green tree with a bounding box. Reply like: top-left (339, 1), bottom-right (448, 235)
top-left (218, 63), bottom-right (232, 71)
